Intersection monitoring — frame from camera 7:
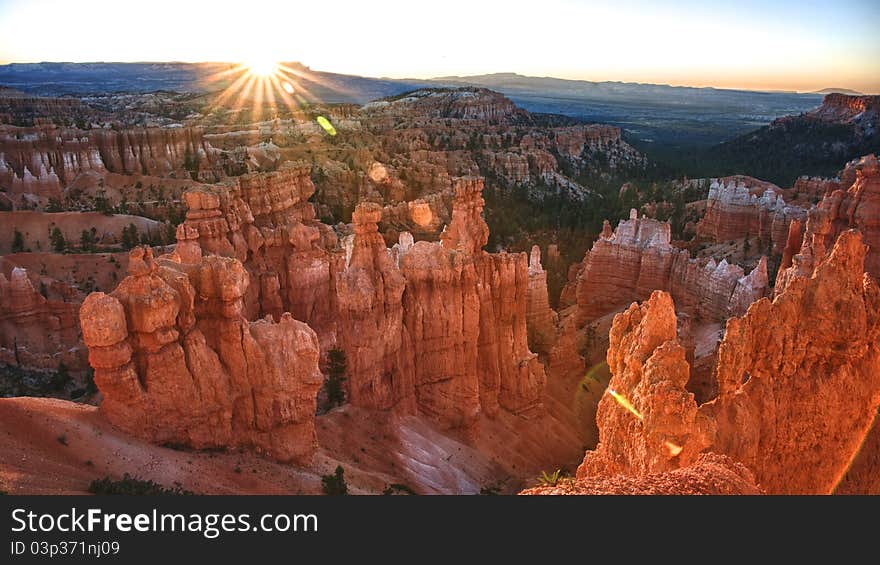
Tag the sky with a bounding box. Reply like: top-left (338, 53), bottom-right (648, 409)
top-left (0, 0), bottom-right (877, 93)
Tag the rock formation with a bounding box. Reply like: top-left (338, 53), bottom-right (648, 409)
top-left (361, 88), bottom-right (525, 121)
top-left (161, 174), bottom-right (548, 439)
top-left (696, 177), bottom-right (806, 250)
top-left (776, 154), bottom-right (880, 287)
top-left (576, 210), bottom-right (769, 325)
top-left (176, 162), bottom-right (339, 338)
top-left (0, 125), bottom-right (220, 191)
top-left (399, 178), bottom-right (545, 430)
top-left (311, 87), bottom-right (646, 234)
top-left (806, 94), bottom-right (880, 125)
top-left (79, 247), bottom-right (323, 464)
top-left (526, 245), bottom-right (556, 355)
top-left (335, 202), bottom-right (414, 411)
top-left (572, 230), bottom-right (880, 494)
top-left (0, 266), bottom-right (83, 369)
top-left (522, 453), bottom-right (760, 495)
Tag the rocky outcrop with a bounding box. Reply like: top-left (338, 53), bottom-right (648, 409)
top-left (0, 127), bottom-right (217, 188)
top-left (0, 266), bottom-right (83, 369)
top-left (526, 245), bottom-right (556, 355)
top-left (696, 177), bottom-right (807, 250)
top-left (79, 247), bottom-right (323, 464)
top-left (400, 178), bottom-right (545, 430)
top-left (362, 88), bottom-right (525, 121)
top-left (806, 94), bottom-right (880, 125)
top-left (523, 453), bottom-right (760, 495)
top-left (575, 230), bottom-right (880, 494)
top-left (0, 125), bottom-right (221, 197)
top-left (309, 87), bottom-right (647, 232)
top-left (776, 154), bottom-right (880, 288)
top-left (576, 210), bottom-right (769, 324)
top-left (179, 173), bottom-right (546, 437)
top-left (335, 202), bottom-right (414, 411)
top-left (178, 163), bottom-right (339, 337)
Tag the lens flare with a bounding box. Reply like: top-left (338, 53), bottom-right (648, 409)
top-left (316, 115), bottom-right (337, 136)
top-left (368, 161), bottom-right (388, 183)
top-left (607, 387), bottom-right (643, 421)
top-left (829, 407), bottom-right (879, 494)
top-left (664, 441), bottom-right (684, 457)
top-left (282, 81), bottom-right (295, 94)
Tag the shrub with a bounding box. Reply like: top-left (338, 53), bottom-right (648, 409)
top-left (536, 468), bottom-right (571, 487)
top-left (321, 465), bottom-right (348, 495)
top-left (88, 474), bottom-right (194, 495)
top-left (382, 483), bottom-right (417, 495)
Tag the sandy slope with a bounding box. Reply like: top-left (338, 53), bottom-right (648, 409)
top-left (0, 396), bottom-right (584, 495)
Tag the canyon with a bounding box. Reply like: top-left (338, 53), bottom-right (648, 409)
top-left (1, 86), bottom-right (878, 495)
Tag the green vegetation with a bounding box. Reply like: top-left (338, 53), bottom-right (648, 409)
top-left (121, 223), bottom-right (139, 249)
top-left (645, 120), bottom-right (880, 187)
top-left (46, 198), bottom-right (63, 212)
top-left (88, 474), bottom-right (194, 495)
top-left (80, 228), bottom-right (98, 252)
top-left (382, 483), bottom-right (417, 495)
top-left (324, 348), bottom-right (347, 409)
top-left (0, 363), bottom-right (74, 398)
top-left (94, 191), bottom-right (112, 215)
top-left (536, 468), bottom-right (572, 487)
top-left (50, 227), bottom-right (66, 252)
top-left (321, 465), bottom-right (348, 495)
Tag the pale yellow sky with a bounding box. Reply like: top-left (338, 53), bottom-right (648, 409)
top-left (0, 0), bottom-right (877, 93)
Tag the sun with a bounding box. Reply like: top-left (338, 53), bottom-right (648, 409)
top-left (205, 59), bottom-right (334, 123)
top-left (245, 59), bottom-right (279, 77)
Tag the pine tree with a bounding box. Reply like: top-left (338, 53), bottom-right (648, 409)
top-left (325, 348), bottom-right (347, 408)
top-left (321, 465), bottom-right (348, 495)
top-left (121, 223), bottom-right (139, 250)
top-left (50, 227), bottom-right (66, 252)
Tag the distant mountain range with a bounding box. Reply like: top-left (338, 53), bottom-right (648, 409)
top-left (0, 61), bottom-right (833, 161)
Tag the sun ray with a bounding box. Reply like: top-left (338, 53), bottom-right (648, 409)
top-left (253, 75), bottom-right (265, 122)
top-left (202, 58), bottom-right (338, 127)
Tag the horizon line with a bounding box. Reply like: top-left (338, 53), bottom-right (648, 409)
top-left (0, 60), bottom-right (872, 96)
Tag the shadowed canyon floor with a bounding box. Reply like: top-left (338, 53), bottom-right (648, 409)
top-left (0, 398), bottom-right (582, 495)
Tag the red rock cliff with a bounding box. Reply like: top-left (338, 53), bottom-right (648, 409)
top-left (79, 247), bottom-right (323, 464)
top-left (576, 210), bottom-right (768, 325)
top-left (776, 153), bottom-right (880, 288)
top-left (574, 230), bottom-right (880, 493)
